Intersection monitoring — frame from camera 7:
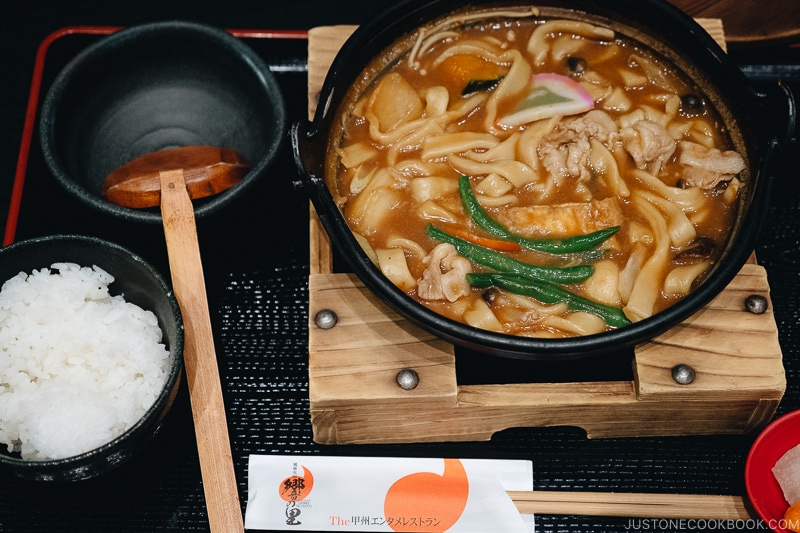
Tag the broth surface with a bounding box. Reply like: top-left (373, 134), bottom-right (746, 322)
top-left (331, 13), bottom-right (744, 338)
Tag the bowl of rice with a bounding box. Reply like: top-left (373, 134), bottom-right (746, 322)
top-left (0, 234), bottom-right (183, 481)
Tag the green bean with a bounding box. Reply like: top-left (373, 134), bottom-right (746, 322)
top-left (467, 272), bottom-right (631, 328)
top-left (458, 175), bottom-right (621, 254)
top-left (426, 224), bottom-right (594, 284)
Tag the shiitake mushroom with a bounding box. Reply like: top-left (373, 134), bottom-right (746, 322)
top-left (679, 93), bottom-right (705, 117)
top-left (673, 236), bottom-right (716, 265)
top-left (481, 287), bottom-right (501, 305)
top-left (567, 56), bottom-right (587, 74)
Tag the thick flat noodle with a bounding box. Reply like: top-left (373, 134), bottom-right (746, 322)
top-left (629, 53), bottom-right (677, 92)
top-left (337, 142), bottom-right (378, 169)
top-left (483, 49), bottom-right (531, 134)
top-left (463, 298), bottom-right (504, 332)
top-left (386, 121), bottom-right (447, 166)
top-left (408, 7), bottom-right (539, 66)
top-left (517, 116), bottom-right (560, 172)
top-left (637, 190), bottom-right (696, 248)
top-left (421, 132), bottom-right (499, 161)
top-left (588, 138), bottom-right (630, 197)
top-left (632, 169), bottom-right (708, 212)
top-left (364, 85), bottom-right (485, 145)
top-left (410, 176), bottom-right (459, 202)
top-left (448, 154), bottom-right (537, 189)
top-left (464, 132), bottom-right (519, 163)
top-left (376, 247), bottom-right (417, 292)
top-left (664, 259), bottom-right (711, 296)
top-left (416, 199), bottom-right (459, 223)
top-left (432, 39), bottom-right (507, 68)
top-left (474, 173), bottom-right (514, 197)
top-left (624, 196), bottom-right (671, 321)
top-left (527, 20), bottom-right (615, 65)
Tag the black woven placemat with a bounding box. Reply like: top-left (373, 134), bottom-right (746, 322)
top-left (0, 31), bottom-right (797, 533)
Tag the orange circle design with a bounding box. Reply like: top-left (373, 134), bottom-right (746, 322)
top-left (279, 466), bottom-right (314, 503)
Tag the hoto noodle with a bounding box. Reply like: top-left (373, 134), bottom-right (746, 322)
top-left (329, 11), bottom-right (745, 339)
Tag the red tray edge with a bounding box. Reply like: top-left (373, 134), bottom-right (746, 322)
top-left (3, 25), bottom-right (309, 247)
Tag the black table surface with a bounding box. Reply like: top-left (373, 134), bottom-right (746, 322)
top-left (1, 2), bottom-right (799, 532)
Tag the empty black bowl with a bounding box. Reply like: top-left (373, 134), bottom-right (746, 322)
top-left (0, 235), bottom-right (183, 481)
top-left (40, 21), bottom-right (286, 224)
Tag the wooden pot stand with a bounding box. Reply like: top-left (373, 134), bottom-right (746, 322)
top-left (305, 23), bottom-right (785, 446)
top-left (307, 261), bottom-right (784, 445)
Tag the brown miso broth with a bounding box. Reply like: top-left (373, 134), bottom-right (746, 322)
top-left (329, 12), bottom-right (745, 338)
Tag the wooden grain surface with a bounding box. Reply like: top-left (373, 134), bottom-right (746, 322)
top-left (308, 270), bottom-right (783, 443)
top-left (668, 0), bottom-right (800, 46)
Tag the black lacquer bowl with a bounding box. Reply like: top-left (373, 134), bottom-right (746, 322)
top-left (0, 235), bottom-right (183, 481)
top-left (292, 0), bottom-right (796, 360)
top-left (40, 21), bottom-right (286, 224)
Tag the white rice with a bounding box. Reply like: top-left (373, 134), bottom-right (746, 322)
top-left (0, 262), bottom-right (170, 461)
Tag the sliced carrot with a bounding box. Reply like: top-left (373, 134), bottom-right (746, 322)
top-left (449, 228), bottom-right (522, 253)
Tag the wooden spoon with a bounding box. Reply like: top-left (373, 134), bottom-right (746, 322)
top-left (102, 145), bottom-right (248, 208)
top-left (103, 146), bottom-right (248, 533)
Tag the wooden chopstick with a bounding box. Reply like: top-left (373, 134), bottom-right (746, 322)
top-left (161, 170), bottom-right (244, 532)
top-left (508, 491), bottom-right (754, 520)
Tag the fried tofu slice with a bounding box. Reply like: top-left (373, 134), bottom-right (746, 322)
top-left (494, 197), bottom-right (623, 238)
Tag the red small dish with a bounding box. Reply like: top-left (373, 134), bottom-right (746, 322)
top-left (746, 410), bottom-right (800, 532)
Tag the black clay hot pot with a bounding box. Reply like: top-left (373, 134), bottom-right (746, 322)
top-left (292, 0), bottom-right (795, 360)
